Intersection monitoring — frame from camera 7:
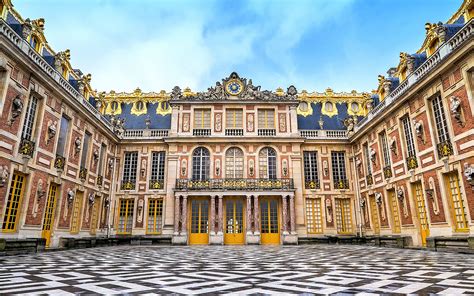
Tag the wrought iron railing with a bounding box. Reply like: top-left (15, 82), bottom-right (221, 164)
top-left (54, 154), bottom-right (66, 170)
top-left (97, 175), bottom-right (103, 186)
top-left (79, 167), bottom-right (88, 181)
top-left (121, 180), bottom-right (136, 190)
top-left (175, 178), bottom-right (294, 191)
top-left (193, 129), bottom-right (211, 136)
top-left (19, 138), bottom-right (35, 157)
top-left (334, 179), bottom-right (349, 190)
top-left (406, 155), bottom-right (418, 170)
top-left (305, 180), bottom-right (320, 189)
top-left (437, 140), bottom-right (453, 158)
top-left (383, 166), bottom-right (393, 179)
top-left (149, 179), bottom-right (165, 190)
top-left (366, 174), bottom-right (373, 186)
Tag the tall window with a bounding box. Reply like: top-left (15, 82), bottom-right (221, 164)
top-left (21, 96), bottom-right (39, 141)
top-left (147, 199), bottom-right (163, 234)
top-left (2, 173), bottom-right (25, 232)
top-left (331, 151), bottom-right (347, 188)
top-left (380, 132), bottom-right (391, 168)
top-left (363, 144), bottom-right (372, 175)
top-left (225, 147), bottom-right (244, 178)
top-left (431, 95), bottom-right (450, 143)
top-left (193, 109), bottom-right (211, 129)
top-left (259, 147), bottom-right (277, 179)
top-left (150, 151), bottom-right (166, 182)
top-left (226, 109), bottom-right (243, 129)
top-left (303, 151), bottom-right (319, 188)
top-left (258, 109), bottom-right (275, 129)
top-left (56, 115), bottom-right (70, 157)
top-left (122, 152), bottom-right (138, 183)
top-left (97, 144), bottom-right (106, 176)
top-left (80, 132), bottom-right (91, 168)
top-left (401, 116), bottom-right (416, 158)
top-left (192, 147), bottom-right (210, 180)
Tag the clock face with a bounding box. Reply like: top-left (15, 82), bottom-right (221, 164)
top-left (225, 79), bottom-right (243, 96)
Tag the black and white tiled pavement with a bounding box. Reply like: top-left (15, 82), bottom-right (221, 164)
top-left (1, 245), bottom-right (474, 295)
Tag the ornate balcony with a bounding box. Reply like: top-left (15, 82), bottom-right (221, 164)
top-left (406, 155), bottom-right (418, 170)
top-left (121, 180), bottom-right (136, 190)
top-left (97, 175), bottom-right (103, 186)
top-left (19, 138), bottom-right (35, 157)
top-left (225, 129), bottom-right (244, 136)
top-left (175, 178), bottom-right (294, 191)
top-left (79, 167), bottom-right (88, 181)
top-left (383, 166), bottom-right (393, 179)
top-left (193, 129), bottom-right (211, 136)
top-left (54, 154), bottom-right (66, 170)
top-left (257, 129), bottom-right (276, 136)
top-left (335, 179), bottom-right (349, 190)
top-left (437, 140), bottom-right (453, 158)
top-left (149, 179), bottom-right (164, 190)
top-left (366, 174), bottom-right (373, 186)
top-left (305, 180), bottom-right (320, 189)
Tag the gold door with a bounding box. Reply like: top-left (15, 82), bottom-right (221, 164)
top-left (388, 190), bottom-right (401, 233)
top-left (260, 197), bottom-right (280, 244)
top-left (335, 198), bottom-right (353, 234)
top-left (369, 196), bottom-right (380, 235)
top-left (413, 182), bottom-right (430, 246)
top-left (445, 172), bottom-right (469, 232)
top-left (189, 198), bottom-right (209, 245)
top-left (41, 184), bottom-right (58, 247)
top-left (224, 198), bottom-right (245, 245)
top-left (90, 198), bottom-right (99, 235)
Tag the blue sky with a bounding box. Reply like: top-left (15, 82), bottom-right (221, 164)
top-left (15, 0), bottom-right (461, 93)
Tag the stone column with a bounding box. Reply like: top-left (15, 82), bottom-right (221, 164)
top-left (181, 195), bottom-right (188, 235)
top-left (210, 195), bottom-right (216, 235)
top-left (289, 194), bottom-right (296, 234)
top-left (253, 195), bottom-right (260, 234)
top-left (282, 195), bottom-right (288, 234)
top-left (246, 195), bottom-right (253, 234)
top-left (217, 196), bottom-right (223, 235)
top-left (174, 195), bottom-right (180, 234)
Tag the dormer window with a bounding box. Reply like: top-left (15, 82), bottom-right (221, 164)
top-left (111, 101), bottom-right (119, 112)
top-left (29, 36), bottom-right (40, 51)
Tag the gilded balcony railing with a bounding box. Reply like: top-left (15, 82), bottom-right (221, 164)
top-left (406, 155), bottom-right (418, 170)
top-left (437, 140), bottom-right (453, 158)
top-left (149, 179), bottom-right (165, 190)
top-left (383, 166), bottom-right (393, 179)
top-left (54, 154), bottom-right (66, 170)
top-left (121, 180), bottom-right (136, 190)
top-left (79, 167), bottom-right (88, 181)
top-left (175, 178), bottom-right (294, 191)
top-left (334, 179), bottom-right (349, 190)
top-left (19, 138), bottom-right (35, 157)
top-left (305, 180), bottom-right (320, 189)
top-left (97, 175), bottom-right (103, 186)
top-left (366, 174), bottom-right (373, 186)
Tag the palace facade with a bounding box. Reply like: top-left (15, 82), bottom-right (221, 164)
top-left (0, 0), bottom-right (473, 248)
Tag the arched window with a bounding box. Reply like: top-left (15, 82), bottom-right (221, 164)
top-left (225, 147), bottom-right (244, 178)
top-left (259, 147), bottom-right (277, 179)
top-left (192, 147), bottom-right (210, 180)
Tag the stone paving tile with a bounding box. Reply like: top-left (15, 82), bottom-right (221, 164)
top-left (0, 245), bottom-right (473, 295)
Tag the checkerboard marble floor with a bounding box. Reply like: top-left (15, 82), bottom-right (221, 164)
top-left (1, 244), bottom-right (474, 295)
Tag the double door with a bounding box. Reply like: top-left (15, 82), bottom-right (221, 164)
top-left (224, 198), bottom-right (245, 244)
top-left (260, 197), bottom-right (280, 244)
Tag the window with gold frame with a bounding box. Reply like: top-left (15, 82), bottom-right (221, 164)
top-left (2, 173), bottom-right (26, 232)
top-left (305, 198), bottom-right (323, 234)
top-left (193, 109), bottom-right (211, 129)
top-left (225, 147), bottom-right (244, 178)
top-left (147, 199), bottom-right (163, 234)
top-left (225, 109), bottom-right (243, 129)
top-left (445, 172), bottom-right (469, 232)
top-left (257, 109), bottom-right (275, 129)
